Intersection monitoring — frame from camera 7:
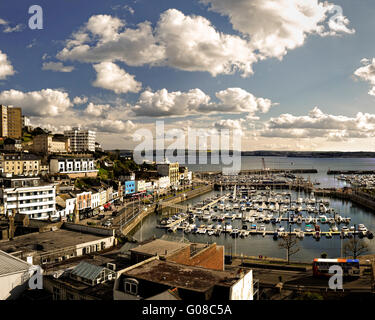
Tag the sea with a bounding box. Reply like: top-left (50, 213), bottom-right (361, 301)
top-left (132, 156), bottom-right (375, 262)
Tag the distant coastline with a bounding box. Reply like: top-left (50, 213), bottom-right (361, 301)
top-left (106, 149), bottom-right (375, 159)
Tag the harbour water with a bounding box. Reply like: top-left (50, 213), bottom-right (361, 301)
top-left (133, 157), bottom-right (375, 263)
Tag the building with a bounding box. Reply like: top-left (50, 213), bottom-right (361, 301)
top-left (64, 127), bottom-right (96, 152)
top-left (135, 180), bottom-right (146, 193)
top-left (32, 134), bottom-right (70, 154)
top-left (0, 105), bottom-right (22, 139)
top-left (125, 181), bottom-right (135, 196)
top-left (22, 115), bottom-right (30, 128)
top-left (157, 162), bottom-right (179, 186)
top-left (0, 223), bottom-right (116, 266)
top-left (49, 157), bottom-right (98, 178)
top-left (114, 257), bottom-right (253, 300)
top-left (2, 138), bottom-right (22, 152)
top-left (129, 239), bottom-right (225, 271)
top-left (179, 167), bottom-right (192, 185)
top-left (0, 153), bottom-right (42, 176)
top-left (44, 261), bottom-right (116, 300)
top-left (0, 176), bottom-right (56, 219)
top-left (55, 193), bottom-right (76, 219)
top-left (0, 250), bottom-right (36, 300)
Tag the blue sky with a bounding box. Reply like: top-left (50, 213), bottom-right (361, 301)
top-left (1, 0), bottom-right (375, 151)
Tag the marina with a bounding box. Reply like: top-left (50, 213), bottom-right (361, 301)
top-left (157, 189), bottom-right (374, 241)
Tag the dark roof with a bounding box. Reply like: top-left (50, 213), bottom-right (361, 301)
top-left (123, 259), bottom-right (240, 292)
top-left (2, 153), bottom-right (41, 161)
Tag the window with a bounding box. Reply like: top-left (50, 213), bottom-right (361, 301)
top-left (124, 279), bottom-right (138, 296)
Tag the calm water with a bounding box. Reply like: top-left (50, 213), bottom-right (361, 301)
top-left (133, 157), bottom-right (375, 262)
top-left (186, 156), bottom-right (375, 188)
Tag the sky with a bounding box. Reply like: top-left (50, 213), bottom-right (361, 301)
top-left (1, 0), bottom-right (375, 151)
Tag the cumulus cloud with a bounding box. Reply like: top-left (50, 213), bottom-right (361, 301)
top-left (201, 0), bottom-right (354, 59)
top-left (93, 119), bottom-right (136, 134)
top-left (73, 96), bottom-right (88, 105)
top-left (213, 118), bottom-right (245, 136)
top-left (354, 58), bottom-right (375, 96)
top-left (57, 10), bottom-right (257, 77)
top-left (155, 9), bottom-right (257, 77)
top-left (132, 87), bottom-right (275, 117)
top-left (84, 102), bottom-right (111, 117)
top-left (0, 50), bottom-right (15, 79)
top-left (42, 61), bottom-right (75, 72)
top-left (0, 89), bottom-right (73, 116)
top-left (92, 62), bottom-right (142, 94)
top-left (57, 15), bottom-right (165, 66)
top-left (261, 107), bottom-right (375, 140)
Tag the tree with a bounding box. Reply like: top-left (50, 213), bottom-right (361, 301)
top-left (343, 237), bottom-right (369, 259)
top-left (278, 234), bottom-right (300, 264)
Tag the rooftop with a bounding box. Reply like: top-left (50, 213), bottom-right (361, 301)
top-left (130, 239), bottom-right (189, 258)
top-left (0, 229), bottom-right (110, 256)
top-left (0, 250), bottom-right (31, 276)
top-left (71, 261), bottom-right (106, 281)
top-left (123, 259), bottom-right (239, 292)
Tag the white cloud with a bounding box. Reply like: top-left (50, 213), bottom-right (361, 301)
top-left (0, 89), bottom-right (73, 116)
top-left (0, 50), bottom-right (15, 80)
top-left (354, 58), bottom-right (375, 96)
top-left (92, 62), bottom-right (142, 94)
top-left (133, 88), bottom-right (211, 117)
top-left (261, 107), bottom-right (375, 140)
top-left (84, 102), bottom-right (111, 117)
top-left (57, 16), bottom-right (165, 66)
top-left (73, 96), bottom-right (88, 105)
top-left (94, 119), bottom-right (136, 134)
top-left (42, 61), bottom-right (75, 72)
top-left (132, 87), bottom-right (275, 117)
top-left (0, 18), bottom-right (24, 33)
top-left (57, 10), bottom-right (256, 77)
top-left (155, 9), bottom-right (257, 77)
top-left (214, 88), bottom-right (274, 113)
top-left (201, 0), bottom-right (354, 59)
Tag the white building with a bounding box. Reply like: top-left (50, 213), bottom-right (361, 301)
top-left (0, 177), bottom-right (56, 220)
top-left (63, 127), bottom-right (96, 152)
top-left (55, 193), bottom-right (76, 218)
top-left (157, 176), bottom-right (170, 190)
top-left (91, 189), bottom-right (100, 209)
top-left (135, 180), bottom-right (146, 193)
top-left (0, 250), bottom-right (36, 300)
top-left (49, 157), bottom-right (98, 178)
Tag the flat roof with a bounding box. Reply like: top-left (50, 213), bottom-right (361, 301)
top-left (0, 229), bottom-right (110, 255)
top-left (123, 259), bottom-right (239, 292)
top-left (130, 239), bottom-right (189, 257)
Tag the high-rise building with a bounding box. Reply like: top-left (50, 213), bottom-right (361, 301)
top-left (63, 127), bottom-right (96, 152)
top-left (0, 105), bottom-right (22, 138)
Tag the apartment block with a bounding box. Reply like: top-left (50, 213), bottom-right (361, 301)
top-left (0, 153), bottom-right (42, 176)
top-left (0, 105), bottom-right (22, 139)
top-left (0, 176), bottom-right (56, 219)
top-left (32, 134), bottom-right (70, 154)
top-left (64, 127), bottom-right (96, 152)
top-left (157, 162), bottom-right (179, 186)
top-left (49, 157), bottom-right (98, 178)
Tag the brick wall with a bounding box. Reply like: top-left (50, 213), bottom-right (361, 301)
top-left (167, 244), bottom-right (224, 271)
